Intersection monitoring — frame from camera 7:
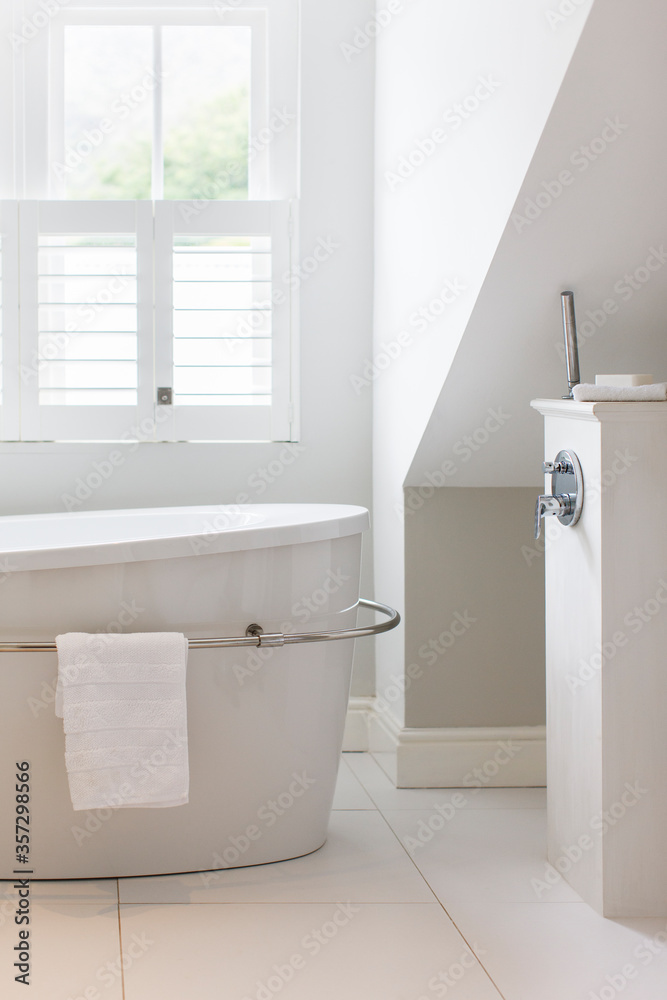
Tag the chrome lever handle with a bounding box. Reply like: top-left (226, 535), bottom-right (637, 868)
top-left (534, 493), bottom-right (575, 540)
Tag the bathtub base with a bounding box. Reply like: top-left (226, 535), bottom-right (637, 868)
top-left (0, 509), bottom-right (367, 880)
top-left (2, 640), bottom-right (354, 879)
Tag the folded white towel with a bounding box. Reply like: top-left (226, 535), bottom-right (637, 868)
top-left (55, 632), bottom-right (189, 811)
top-left (573, 382), bottom-right (667, 401)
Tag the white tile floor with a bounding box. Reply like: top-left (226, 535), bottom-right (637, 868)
top-left (4, 752), bottom-right (667, 998)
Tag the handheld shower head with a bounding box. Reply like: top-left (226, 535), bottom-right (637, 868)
top-left (560, 290), bottom-right (580, 399)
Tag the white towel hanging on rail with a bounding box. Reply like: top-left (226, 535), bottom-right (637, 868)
top-left (55, 632), bottom-right (189, 811)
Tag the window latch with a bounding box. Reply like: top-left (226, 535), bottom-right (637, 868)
top-left (157, 387), bottom-right (173, 405)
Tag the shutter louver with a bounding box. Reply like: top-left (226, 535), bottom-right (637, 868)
top-left (172, 233), bottom-right (272, 406)
top-left (19, 201), bottom-right (154, 441)
top-left (154, 200), bottom-right (292, 442)
top-left (37, 233), bottom-right (138, 406)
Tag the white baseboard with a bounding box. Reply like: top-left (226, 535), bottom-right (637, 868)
top-left (343, 697), bottom-right (400, 753)
top-left (342, 697), bottom-right (377, 751)
top-left (344, 698), bottom-right (546, 787)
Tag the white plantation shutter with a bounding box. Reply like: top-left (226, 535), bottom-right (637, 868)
top-left (6, 199), bottom-right (294, 442)
top-left (18, 201), bottom-right (154, 441)
top-left (154, 200), bottom-right (292, 441)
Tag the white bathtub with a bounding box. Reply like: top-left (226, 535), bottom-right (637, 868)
top-left (0, 503), bottom-right (372, 879)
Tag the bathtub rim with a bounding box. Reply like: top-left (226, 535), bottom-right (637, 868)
top-left (0, 502), bottom-right (370, 573)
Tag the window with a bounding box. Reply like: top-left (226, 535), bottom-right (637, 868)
top-left (0, 0), bottom-right (298, 442)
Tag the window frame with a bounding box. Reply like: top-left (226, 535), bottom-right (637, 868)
top-left (45, 8), bottom-right (269, 201)
top-left (0, 0), bottom-right (300, 444)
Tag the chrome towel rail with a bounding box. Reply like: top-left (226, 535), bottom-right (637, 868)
top-left (0, 598), bottom-right (400, 654)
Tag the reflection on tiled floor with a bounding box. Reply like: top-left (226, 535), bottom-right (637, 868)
top-left (3, 753), bottom-right (667, 999)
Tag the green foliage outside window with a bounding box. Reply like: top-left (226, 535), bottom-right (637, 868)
top-left (73, 87), bottom-right (249, 201)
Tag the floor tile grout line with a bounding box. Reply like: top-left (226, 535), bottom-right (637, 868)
top-left (338, 755), bottom-right (379, 809)
top-left (345, 751), bottom-right (547, 811)
top-left (113, 755), bottom-right (515, 997)
top-left (354, 757), bottom-right (509, 1000)
top-left (116, 878), bottom-right (126, 1000)
top-left (379, 808), bottom-right (509, 998)
top-left (114, 900), bottom-right (454, 906)
top-left (339, 756), bottom-right (391, 814)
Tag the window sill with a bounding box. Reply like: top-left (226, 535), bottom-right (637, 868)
top-left (0, 440), bottom-right (286, 454)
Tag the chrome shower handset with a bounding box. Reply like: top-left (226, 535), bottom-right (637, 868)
top-left (561, 290), bottom-right (581, 399)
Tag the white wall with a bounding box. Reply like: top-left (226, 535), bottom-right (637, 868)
top-left (373, 0), bottom-right (589, 725)
top-left (0, 0), bottom-right (377, 696)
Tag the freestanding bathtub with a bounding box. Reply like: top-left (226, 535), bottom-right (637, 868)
top-left (0, 503), bottom-right (396, 879)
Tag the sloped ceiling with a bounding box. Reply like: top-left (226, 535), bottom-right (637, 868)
top-left (407, 0), bottom-right (667, 487)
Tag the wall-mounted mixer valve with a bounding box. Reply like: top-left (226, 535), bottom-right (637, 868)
top-left (534, 449), bottom-right (584, 540)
